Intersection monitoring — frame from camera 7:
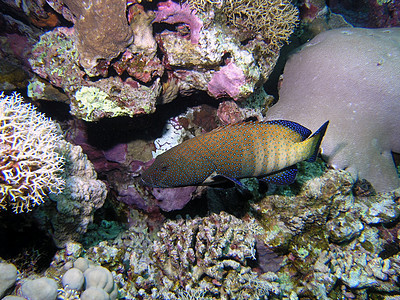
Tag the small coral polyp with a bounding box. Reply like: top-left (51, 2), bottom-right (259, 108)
top-left (0, 92), bottom-right (65, 213)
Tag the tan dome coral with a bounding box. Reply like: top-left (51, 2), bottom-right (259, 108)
top-left (0, 92), bottom-right (65, 213)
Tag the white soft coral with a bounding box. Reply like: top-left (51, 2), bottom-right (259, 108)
top-left (0, 92), bottom-right (65, 213)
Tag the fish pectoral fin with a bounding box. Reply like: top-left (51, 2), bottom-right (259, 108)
top-left (259, 165), bottom-right (298, 185)
top-left (202, 171), bottom-right (221, 184)
top-left (203, 172), bottom-right (246, 189)
top-left (217, 175), bottom-right (245, 187)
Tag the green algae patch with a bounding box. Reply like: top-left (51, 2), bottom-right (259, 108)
top-left (71, 86), bottom-right (127, 121)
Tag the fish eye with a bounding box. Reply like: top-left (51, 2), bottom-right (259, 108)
top-left (161, 165), bottom-right (169, 172)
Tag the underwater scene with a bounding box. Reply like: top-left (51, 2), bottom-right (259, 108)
top-left (0, 0), bottom-right (400, 299)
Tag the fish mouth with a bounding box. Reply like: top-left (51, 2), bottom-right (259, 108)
top-left (141, 177), bottom-right (151, 186)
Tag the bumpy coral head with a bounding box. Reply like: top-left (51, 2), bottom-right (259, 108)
top-left (0, 92), bottom-right (65, 213)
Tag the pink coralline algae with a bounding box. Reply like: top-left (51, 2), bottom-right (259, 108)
top-left (153, 0), bottom-right (203, 44)
top-left (207, 62), bottom-right (247, 100)
top-left (151, 186), bottom-right (197, 211)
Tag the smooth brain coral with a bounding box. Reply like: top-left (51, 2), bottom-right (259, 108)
top-left (266, 27), bottom-right (400, 192)
top-left (0, 92), bottom-right (65, 213)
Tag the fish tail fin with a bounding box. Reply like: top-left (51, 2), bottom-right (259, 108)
top-left (304, 121), bottom-right (329, 162)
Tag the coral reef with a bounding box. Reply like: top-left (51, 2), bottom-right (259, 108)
top-left (29, 27), bottom-right (161, 121)
top-left (0, 92), bottom-right (64, 213)
top-left (23, 0), bottom-right (297, 120)
top-left (297, 0), bottom-right (352, 42)
top-left (36, 139), bottom-right (108, 248)
top-left (329, 0), bottom-right (400, 28)
top-left (0, 0), bottom-right (60, 28)
top-left (0, 252), bottom-right (118, 299)
top-left (266, 27), bottom-right (400, 192)
top-left (152, 212), bottom-right (280, 298)
top-left (251, 164), bottom-right (400, 298)
top-left (2, 165), bottom-right (400, 299)
top-left (252, 166), bottom-right (356, 250)
top-left (5, 3), bottom-right (400, 300)
top-left (156, 21), bottom-right (261, 100)
top-left (302, 236), bottom-right (400, 297)
top-left (45, 216), bottom-right (156, 299)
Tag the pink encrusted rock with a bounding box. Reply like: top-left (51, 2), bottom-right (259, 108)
top-left (151, 186), bottom-right (196, 211)
top-left (103, 144), bottom-right (128, 164)
top-left (153, 0), bottom-right (203, 44)
top-left (208, 62), bottom-right (247, 100)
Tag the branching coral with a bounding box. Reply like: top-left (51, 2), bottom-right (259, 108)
top-left (187, 0), bottom-right (298, 52)
top-left (0, 92), bottom-right (64, 213)
top-left (153, 212), bottom-right (280, 298)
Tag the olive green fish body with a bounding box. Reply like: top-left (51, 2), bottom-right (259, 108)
top-left (142, 120), bottom-right (329, 188)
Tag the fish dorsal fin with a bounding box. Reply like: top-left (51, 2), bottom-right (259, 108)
top-left (208, 121), bottom-right (250, 133)
top-left (263, 120), bottom-right (312, 140)
top-left (208, 120), bottom-right (312, 140)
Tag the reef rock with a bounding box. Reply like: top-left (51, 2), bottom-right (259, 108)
top-left (266, 27), bottom-right (400, 192)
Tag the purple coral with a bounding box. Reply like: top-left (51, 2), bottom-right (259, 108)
top-left (153, 0), bottom-right (203, 44)
top-left (207, 62), bottom-right (247, 100)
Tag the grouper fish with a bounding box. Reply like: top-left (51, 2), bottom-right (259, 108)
top-left (142, 120), bottom-right (329, 188)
